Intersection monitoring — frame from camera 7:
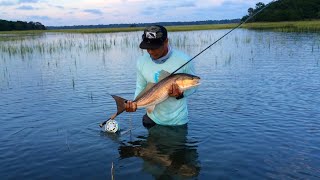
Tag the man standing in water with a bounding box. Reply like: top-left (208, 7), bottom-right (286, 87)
top-left (125, 25), bottom-right (197, 127)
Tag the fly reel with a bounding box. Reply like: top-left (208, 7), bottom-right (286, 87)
top-left (102, 119), bottom-right (120, 133)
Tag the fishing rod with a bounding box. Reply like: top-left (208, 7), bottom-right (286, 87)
top-left (171, 0), bottom-right (276, 75)
top-left (100, 1), bottom-right (275, 131)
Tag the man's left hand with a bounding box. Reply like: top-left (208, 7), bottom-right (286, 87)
top-left (168, 83), bottom-right (183, 99)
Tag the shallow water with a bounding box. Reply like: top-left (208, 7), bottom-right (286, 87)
top-left (0, 29), bottom-right (320, 179)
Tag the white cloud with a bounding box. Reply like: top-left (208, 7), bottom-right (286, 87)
top-left (18, 0), bottom-right (40, 3)
top-left (83, 9), bottom-right (103, 15)
top-left (17, 5), bottom-right (37, 10)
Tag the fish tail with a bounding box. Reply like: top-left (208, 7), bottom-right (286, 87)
top-left (111, 95), bottom-right (127, 115)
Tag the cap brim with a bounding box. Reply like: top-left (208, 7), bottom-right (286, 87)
top-left (139, 40), bottom-right (163, 49)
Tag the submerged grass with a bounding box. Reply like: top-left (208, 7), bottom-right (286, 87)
top-left (0, 30), bottom-right (46, 34)
top-left (48, 27), bottom-right (143, 33)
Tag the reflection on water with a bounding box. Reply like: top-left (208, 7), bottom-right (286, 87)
top-left (0, 29), bottom-right (320, 179)
top-left (119, 125), bottom-right (200, 179)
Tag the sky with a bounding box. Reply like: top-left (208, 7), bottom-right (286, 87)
top-left (0, 0), bottom-right (272, 26)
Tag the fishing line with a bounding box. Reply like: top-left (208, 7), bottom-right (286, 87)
top-left (100, 1), bottom-right (275, 131)
top-left (170, 0), bottom-right (276, 75)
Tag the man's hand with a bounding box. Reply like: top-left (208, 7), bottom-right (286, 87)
top-left (125, 101), bottom-right (137, 112)
top-left (168, 83), bottom-right (184, 99)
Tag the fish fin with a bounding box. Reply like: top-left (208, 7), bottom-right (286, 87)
top-left (134, 83), bottom-right (155, 101)
top-left (158, 70), bottom-right (171, 81)
top-left (111, 95), bottom-right (127, 115)
top-left (146, 105), bottom-right (155, 113)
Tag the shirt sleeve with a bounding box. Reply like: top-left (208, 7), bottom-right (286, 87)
top-left (134, 59), bottom-right (147, 100)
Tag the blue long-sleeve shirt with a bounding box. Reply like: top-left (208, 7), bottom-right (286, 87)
top-left (134, 47), bottom-right (196, 125)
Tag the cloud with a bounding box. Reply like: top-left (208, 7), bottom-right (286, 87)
top-left (54, 5), bottom-right (64, 9)
top-left (1, 0), bottom-right (274, 26)
top-left (29, 15), bottom-right (51, 21)
top-left (141, 7), bottom-right (158, 16)
top-left (177, 2), bottom-right (195, 8)
top-left (47, 3), bottom-right (64, 9)
top-left (83, 9), bottom-right (103, 15)
top-left (0, 1), bottom-right (16, 6)
top-left (18, 0), bottom-right (40, 3)
top-left (16, 5), bottom-right (37, 10)
top-left (140, 1), bottom-right (196, 17)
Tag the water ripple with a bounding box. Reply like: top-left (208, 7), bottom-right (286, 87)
top-left (0, 30), bottom-right (320, 179)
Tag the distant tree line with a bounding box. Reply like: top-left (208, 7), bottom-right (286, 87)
top-left (242, 0), bottom-right (320, 22)
top-left (0, 19), bottom-right (46, 31)
top-left (47, 19), bottom-right (241, 30)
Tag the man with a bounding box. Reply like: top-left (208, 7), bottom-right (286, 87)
top-left (125, 25), bottom-right (197, 127)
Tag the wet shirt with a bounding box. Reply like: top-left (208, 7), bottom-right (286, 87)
top-left (134, 48), bottom-right (196, 125)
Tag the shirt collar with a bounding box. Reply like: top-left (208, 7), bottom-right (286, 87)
top-left (151, 45), bottom-right (172, 64)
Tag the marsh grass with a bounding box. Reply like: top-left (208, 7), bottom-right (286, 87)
top-left (243, 20), bottom-right (320, 32)
top-left (0, 21), bottom-right (319, 36)
top-left (0, 21), bottom-right (318, 58)
top-left (51, 20), bottom-right (320, 33)
top-left (167, 24), bottom-right (238, 32)
top-left (42, 24), bottom-right (238, 33)
top-left (0, 32), bottom-right (141, 57)
top-left (48, 27), bottom-right (143, 33)
top-left (0, 24), bottom-right (238, 35)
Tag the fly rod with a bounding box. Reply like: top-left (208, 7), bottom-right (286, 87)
top-left (171, 0), bottom-right (275, 75)
top-left (100, 1), bottom-right (275, 130)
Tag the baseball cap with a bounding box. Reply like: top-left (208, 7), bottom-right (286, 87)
top-left (139, 25), bottom-right (167, 49)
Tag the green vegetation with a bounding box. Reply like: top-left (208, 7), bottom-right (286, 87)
top-left (0, 30), bottom-right (47, 35)
top-left (242, 20), bottom-right (320, 32)
top-left (242, 0), bottom-right (320, 22)
top-left (48, 19), bottom-right (240, 30)
top-left (0, 21), bottom-right (319, 34)
top-left (0, 19), bottom-right (46, 31)
top-left (43, 24), bottom-right (238, 33)
top-left (47, 27), bottom-right (143, 33)
top-left (39, 21), bottom-right (320, 33)
top-left (166, 24), bottom-right (238, 32)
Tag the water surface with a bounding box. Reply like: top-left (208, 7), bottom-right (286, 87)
top-left (0, 29), bottom-right (320, 179)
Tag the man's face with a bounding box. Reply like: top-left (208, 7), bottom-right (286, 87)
top-left (147, 39), bottom-right (168, 60)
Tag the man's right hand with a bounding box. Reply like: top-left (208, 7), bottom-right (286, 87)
top-left (125, 101), bottom-right (137, 112)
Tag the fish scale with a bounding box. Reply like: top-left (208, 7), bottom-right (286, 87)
top-left (135, 80), bottom-right (171, 108)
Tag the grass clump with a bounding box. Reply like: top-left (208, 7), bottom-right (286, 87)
top-left (242, 20), bottom-right (320, 32)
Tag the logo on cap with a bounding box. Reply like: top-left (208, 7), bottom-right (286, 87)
top-left (146, 32), bottom-right (157, 39)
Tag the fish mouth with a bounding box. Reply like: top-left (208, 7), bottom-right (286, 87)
top-left (193, 78), bottom-right (201, 85)
top-left (186, 79), bottom-right (201, 88)
top-left (191, 82), bottom-right (201, 87)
